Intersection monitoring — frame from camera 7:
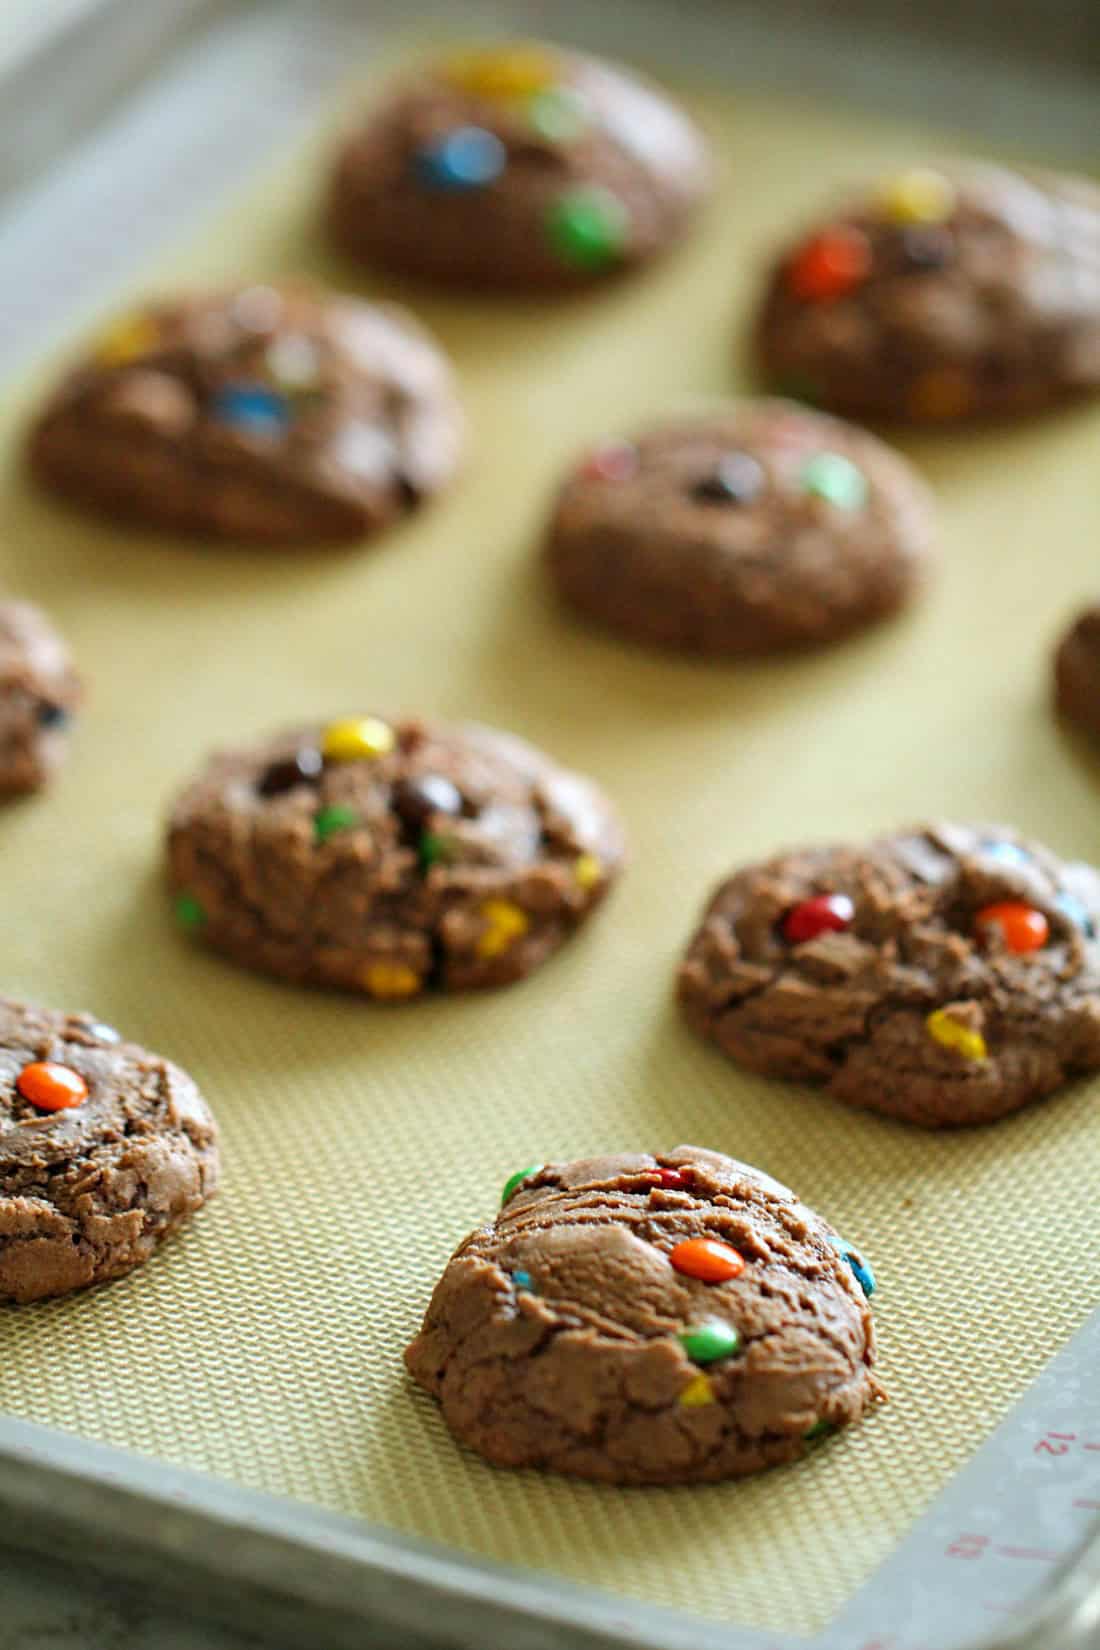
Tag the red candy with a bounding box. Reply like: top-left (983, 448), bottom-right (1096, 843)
top-left (783, 893), bottom-right (855, 944)
top-left (16, 1061), bottom-right (88, 1112)
top-left (654, 1167), bottom-right (692, 1189)
top-left (787, 226), bottom-right (872, 302)
top-left (580, 442), bottom-right (638, 483)
top-left (975, 902), bottom-right (1049, 956)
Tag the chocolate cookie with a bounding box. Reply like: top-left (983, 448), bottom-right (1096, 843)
top-left (1054, 604), bottom-right (1100, 742)
top-left (544, 400), bottom-right (933, 655)
top-left (756, 164), bottom-right (1100, 422)
top-left (405, 1145), bottom-right (883, 1484)
top-left (166, 714), bottom-right (624, 995)
top-left (679, 824), bottom-right (1100, 1128)
top-left (28, 284), bottom-right (463, 545)
top-left (327, 43), bottom-right (710, 291)
top-left (0, 600), bottom-right (81, 796)
top-left (0, 998), bottom-right (218, 1304)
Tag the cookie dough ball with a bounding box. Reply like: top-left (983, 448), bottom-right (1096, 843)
top-left (0, 998), bottom-right (218, 1303)
top-left (28, 284), bottom-right (463, 545)
top-left (327, 43), bottom-right (710, 291)
top-left (405, 1145), bottom-right (883, 1484)
top-left (1054, 604), bottom-right (1100, 742)
top-left (0, 600), bottom-right (81, 796)
top-left (756, 164), bottom-right (1100, 422)
top-left (166, 715), bottom-right (624, 995)
top-left (679, 824), bottom-right (1100, 1128)
top-left (544, 400), bottom-right (933, 655)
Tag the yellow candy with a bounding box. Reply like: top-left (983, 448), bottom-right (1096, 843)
top-left (362, 962), bottom-right (421, 1000)
top-left (93, 313), bottom-right (160, 367)
top-left (574, 853), bottom-right (602, 891)
top-left (476, 898), bottom-right (530, 959)
top-left (442, 43), bottom-right (559, 100)
top-left (679, 1372), bottom-right (715, 1409)
top-left (926, 1007), bottom-right (987, 1063)
top-left (877, 167), bottom-right (956, 226)
top-left (321, 717), bottom-right (396, 763)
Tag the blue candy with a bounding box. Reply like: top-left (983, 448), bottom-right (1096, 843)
top-left (512, 1269), bottom-right (532, 1291)
top-left (1055, 890), bottom-right (1096, 939)
top-left (210, 383), bottom-right (289, 436)
top-left (982, 840), bottom-right (1030, 869)
top-left (415, 126), bottom-right (507, 191)
top-left (829, 1235), bottom-right (876, 1298)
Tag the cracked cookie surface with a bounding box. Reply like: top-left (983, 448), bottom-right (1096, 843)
top-left (756, 163), bottom-right (1100, 423)
top-left (544, 400), bottom-right (933, 656)
top-left (678, 823), bottom-right (1100, 1127)
top-left (166, 715), bottom-right (625, 996)
top-left (405, 1145), bottom-right (882, 1484)
top-left (0, 600), bottom-right (81, 796)
top-left (28, 283), bottom-right (463, 545)
top-left (0, 997), bottom-right (219, 1304)
top-left (327, 43), bottom-right (710, 291)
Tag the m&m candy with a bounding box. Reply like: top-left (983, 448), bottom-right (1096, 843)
top-left (361, 961), bottom-right (421, 999)
top-left (679, 1321), bottom-right (741, 1364)
top-left (1055, 891), bottom-right (1096, 938)
top-left (786, 226), bottom-right (872, 303)
top-left (502, 1164), bottom-right (542, 1205)
top-left (573, 853), bottom-right (603, 891)
top-left (976, 902), bottom-right (1049, 955)
top-left (314, 805), bottom-right (359, 844)
top-left (669, 1236), bottom-right (745, 1284)
top-left (691, 453), bottom-right (765, 507)
top-left (877, 167), bottom-right (956, 226)
top-left (801, 452), bottom-right (868, 510)
top-left (477, 899), bottom-right (530, 959)
top-left (322, 717), bottom-right (396, 763)
top-left (16, 1062), bottom-right (88, 1112)
top-left (175, 892), bottom-right (206, 931)
top-left (829, 1235), bottom-right (876, 1299)
top-left (415, 126), bottom-right (507, 192)
top-left (678, 1372), bottom-right (715, 1408)
top-left (94, 312), bottom-right (160, 367)
top-left (782, 893), bottom-right (855, 944)
top-left (442, 44), bottom-right (559, 100)
top-left (580, 442), bottom-right (637, 484)
top-left (210, 383), bottom-right (289, 437)
top-left (654, 1166), bottom-right (693, 1190)
top-left (926, 1006), bottom-right (987, 1063)
top-left (546, 186), bottom-right (629, 270)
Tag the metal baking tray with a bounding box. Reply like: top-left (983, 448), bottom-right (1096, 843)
top-left (1, 2), bottom-right (1099, 1647)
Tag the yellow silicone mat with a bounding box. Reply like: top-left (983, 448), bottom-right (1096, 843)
top-left (1, 51), bottom-right (1099, 1641)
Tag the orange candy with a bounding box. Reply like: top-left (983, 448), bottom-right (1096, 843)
top-left (976, 902), bottom-right (1049, 956)
top-left (786, 226), bottom-right (872, 302)
top-left (670, 1236), bottom-right (745, 1284)
top-left (16, 1061), bottom-right (88, 1112)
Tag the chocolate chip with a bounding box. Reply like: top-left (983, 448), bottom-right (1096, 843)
top-left (257, 747), bottom-right (324, 796)
top-left (392, 774), bottom-right (463, 835)
top-left (37, 702), bottom-right (68, 729)
top-left (898, 225), bottom-right (953, 273)
top-left (690, 452), bottom-right (765, 506)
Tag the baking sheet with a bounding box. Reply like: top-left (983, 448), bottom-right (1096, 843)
top-left (1, 45), bottom-right (1099, 1642)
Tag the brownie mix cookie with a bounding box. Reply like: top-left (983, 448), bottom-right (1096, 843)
top-left (0, 998), bottom-right (218, 1304)
top-left (327, 42), bottom-right (710, 291)
top-left (1054, 604), bottom-right (1100, 743)
top-left (679, 824), bottom-right (1100, 1128)
top-left (406, 1145), bottom-right (883, 1484)
top-left (756, 164), bottom-right (1100, 422)
top-left (166, 714), bottom-right (624, 995)
top-left (29, 283), bottom-right (463, 545)
top-left (0, 599), bottom-right (81, 796)
top-left (544, 400), bottom-right (933, 655)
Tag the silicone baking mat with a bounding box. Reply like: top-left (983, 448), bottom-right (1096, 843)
top-left (1, 46), bottom-right (1099, 1642)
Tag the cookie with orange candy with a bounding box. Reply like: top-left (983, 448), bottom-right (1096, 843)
top-left (755, 164), bottom-right (1100, 422)
top-left (678, 823), bottom-right (1100, 1127)
top-left (405, 1146), bottom-right (883, 1482)
top-left (0, 997), bottom-right (218, 1303)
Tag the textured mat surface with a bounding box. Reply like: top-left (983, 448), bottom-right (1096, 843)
top-left (1, 56), bottom-right (1099, 1640)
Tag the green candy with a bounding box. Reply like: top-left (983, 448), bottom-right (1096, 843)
top-left (419, 830), bottom-right (454, 869)
top-left (801, 452), bottom-right (868, 511)
top-left (804, 1418), bottom-right (838, 1443)
top-left (314, 805), bottom-right (359, 843)
top-left (174, 892), bottom-right (205, 931)
top-left (546, 187), bottom-right (629, 270)
top-left (528, 87), bottom-right (588, 144)
top-left (678, 1321), bottom-right (742, 1365)
top-left (501, 1164), bottom-right (541, 1206)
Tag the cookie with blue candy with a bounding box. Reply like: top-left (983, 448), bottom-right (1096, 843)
top-left (326, 42), bottom-right (710, 291)
top-left (28, 283), bottom-right (463, 545)
top-left (0, 598), bottom-right (81, 796)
